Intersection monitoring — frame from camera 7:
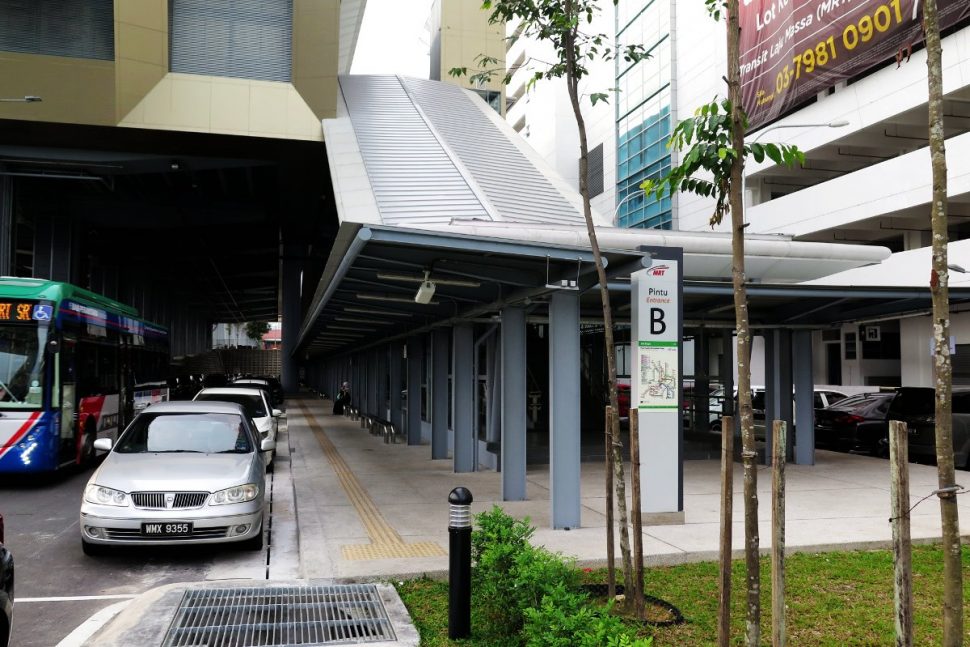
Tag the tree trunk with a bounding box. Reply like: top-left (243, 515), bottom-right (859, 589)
top-left (726, 0), bottom-right (761, 643)
top-left (924, 0), bottom-right (962, 643)
top-left (562, 2), bottom-right (634, 596)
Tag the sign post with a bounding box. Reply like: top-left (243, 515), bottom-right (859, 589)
top-left (630, 246), bottom-right (684, 521)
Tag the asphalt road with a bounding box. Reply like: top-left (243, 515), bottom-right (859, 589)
top-left (1, 465), bottom-right (270, 647)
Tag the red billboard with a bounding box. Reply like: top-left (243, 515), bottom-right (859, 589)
top-left (740, 0), bottom-right (970, 130)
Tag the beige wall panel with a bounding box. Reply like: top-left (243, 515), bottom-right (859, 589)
top-left (292, 0), bottom-right (339, 119)
top-left (249, 84), bottom-right (289, 136)
top-left (211, 80), bottom-right (252, 134)
top-left (120, 73), bottom-right (322, 141)
top-left (118, 23), bottom-right (166, 67)
top-left (115, 0), bottom-right (169, 123)
top-left (437, 0), bottom-right (506, 96)
top-left (0, 53), bottom-right (115, 125)
top-left (117, 0), bottom-right (166, 32)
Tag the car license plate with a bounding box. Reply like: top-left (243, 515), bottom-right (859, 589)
top-left (141, 522), bottom-right (193, 537)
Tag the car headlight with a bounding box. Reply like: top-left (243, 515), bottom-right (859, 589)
top-left (210, 484), bottom-right (259, 505)
top-left (84, 484), bottom-right (130, 507)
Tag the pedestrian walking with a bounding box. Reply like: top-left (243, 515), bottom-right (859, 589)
top-left (333, 381), bottom-right (352, 415)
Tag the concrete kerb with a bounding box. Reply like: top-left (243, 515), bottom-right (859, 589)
top-left (77, 580), bottom-right (419, 647)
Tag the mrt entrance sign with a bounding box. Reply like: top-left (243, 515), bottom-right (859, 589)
top-left (631, 247), bottom-right (684, 521)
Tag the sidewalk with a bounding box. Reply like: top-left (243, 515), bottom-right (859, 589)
top-left (76, 394), bottom-right (970, 645)
top-left (288, 395), bottom-right (970, 580)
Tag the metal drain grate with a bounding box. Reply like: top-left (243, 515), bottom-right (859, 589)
top-left (161, 585), bottom-right (397, 646)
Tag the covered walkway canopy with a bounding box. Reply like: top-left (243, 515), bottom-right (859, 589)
top-left (289, 74), bottom-right (945, 528)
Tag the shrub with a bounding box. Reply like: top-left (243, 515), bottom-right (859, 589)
top-left (471, 506), bottom-right (648, 646)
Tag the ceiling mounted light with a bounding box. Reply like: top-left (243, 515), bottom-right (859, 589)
top-left (343, 306), bottom-right (412, 317)
top-left (334, 317), bottom-right (394, 325)
top-left (414, 271), bottom-right (436, 305)
top-left (376, 271), bottom-right (481, 288)
top-left (328, 325), bottom-right (376, 332)
top-left (357, 292), bottom-right (439, 306)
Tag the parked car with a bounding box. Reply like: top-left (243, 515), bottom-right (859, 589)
top-left (904, 387), bottom-right (970, 468)
top-left (814, 391), bottom-right (895, 452)
top-left (710, 387), bottom-right (848, 435)
top-left (79, 401), bottom-right (273, 556)
top-left (261, 376), bottom-right (284, 407)
top-left (0, 513), bottom-right (12, 647)
top-left (193, 387), bottom-right (281, 469)
top-left (231, 378), bottom-right (277, 407)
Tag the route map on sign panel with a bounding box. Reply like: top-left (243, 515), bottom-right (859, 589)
top-left (638, 341), bottom-right (678, 409)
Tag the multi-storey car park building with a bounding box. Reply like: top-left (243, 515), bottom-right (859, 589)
top-left (506, 0), bottom-right (970, 389)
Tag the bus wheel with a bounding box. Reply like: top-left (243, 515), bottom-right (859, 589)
top-left (80, 421), bottom-right (97, 466)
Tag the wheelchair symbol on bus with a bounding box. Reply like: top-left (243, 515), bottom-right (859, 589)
top-left (32, 305), bottom-right (53, 321)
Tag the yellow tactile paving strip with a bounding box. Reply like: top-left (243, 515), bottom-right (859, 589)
top-left (298, 403), bottom-right (446, 561)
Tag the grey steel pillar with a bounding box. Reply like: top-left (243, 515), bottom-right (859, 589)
top-left (280, 243), bottom-right (303, 394)
top-left (693, 328), bottom-right (710, 434)
top-left (432, 328), bottom-right (451, 460)
top-left (549, 291), bottom-right (581, 529)
top-left (407, 335), bottom-right (425, 446)
top-left (390, 342), bottom-right (403, 430)
top-left (764, 330), bottom-right (775, 464)
top-left (453, 323), bottom-right (475, 472)
top-left (720, 329), bottom-right (736, 436)
top-left (501, 307), bottom-right (527, 501)
top-left (33, 211), bottom-right (78, 282)
top-left (793, 330), bottom-right (815, 465)
top-left (0, 177), bottom-right (12, 276)
top-left (369, 351), bottom-right (379, 416)
top-left (777, 329), bottom-right (794, 460)
top-left (377, 347), bottom-right (388, 418)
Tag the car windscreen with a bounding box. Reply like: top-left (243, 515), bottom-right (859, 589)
top-left (115, 412), bottom-right (252, 454)
top-left (835, 393), bottom-right (893, 416)
top-left (195, 393), bottom-right (266, 418)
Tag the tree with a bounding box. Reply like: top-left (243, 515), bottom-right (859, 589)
top-left (642, 2), bottom-right (802, 641)
top-left (922, 0), bottom-right (962, 642)
top-left (451, 0), bottom-right (647, 600)
top-left (245, 321), bottom-right (271, 344)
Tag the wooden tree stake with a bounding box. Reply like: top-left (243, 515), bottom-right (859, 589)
top-left (771, 420), bottom-right (787, 647)
top-left (718, 415), bottom-right (735, 647)
top-left (889, 419), bottom-right (913, 647)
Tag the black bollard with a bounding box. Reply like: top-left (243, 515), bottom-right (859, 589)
top-left (448, 486), bottom-right (473, 640)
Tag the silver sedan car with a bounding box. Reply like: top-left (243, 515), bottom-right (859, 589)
top-left (79, 401), bottom-right (273, 556)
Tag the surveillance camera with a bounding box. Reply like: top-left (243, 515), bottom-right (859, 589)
top-left (414, 280), bottom-right (437, 304)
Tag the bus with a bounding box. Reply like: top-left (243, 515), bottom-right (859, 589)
top-left (0, 279), bottom-right (169, 474)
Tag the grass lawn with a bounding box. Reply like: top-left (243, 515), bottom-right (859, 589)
top-left (395, 544), bottom-right (970, 645)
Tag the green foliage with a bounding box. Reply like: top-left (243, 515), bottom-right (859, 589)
top-left (448, 0), bottom-right (648, 108)
top-left (640, 97), bottom-right (804, 227)
top-left (471, 506), bottom-right (649, 645)
top-left (471, 506), bottom-right (580, 640)
top-left (244, 321), bottom-right (271, 341)
top-left (523, 588), bottom-right (653, 647)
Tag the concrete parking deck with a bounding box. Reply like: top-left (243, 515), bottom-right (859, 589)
top-left (78, 394), bottom-right (970, 645)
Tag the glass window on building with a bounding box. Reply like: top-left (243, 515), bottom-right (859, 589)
top-left (170, 0), bottom-right (293, 83)
top-left (0, 0), bottom-right (114, 60)
top-left (470, 89), bottom-right (502, 114)
top-left (615, 0), bottom-right (672, 230)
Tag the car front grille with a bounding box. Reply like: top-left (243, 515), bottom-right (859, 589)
top-left (131, 492), bottom-right (209, 509)
top-left (103, 526), bottom-right (229, 540)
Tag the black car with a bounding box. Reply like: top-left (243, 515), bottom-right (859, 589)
top-left (0, 513), bottom-right (13, 647)
top-left (815, 391), bottom-right (895, 453)
top-left (815, 386), bottom-right (934, 456)
top-left (905, 387), bottom-right (970, 469)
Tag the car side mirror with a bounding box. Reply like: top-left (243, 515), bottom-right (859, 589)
top-left (272, 409), bottom-right (282, 418)
top-left (260, 438), bottom-right (276, 452)
top-left (93, 438), bottom-right (113, 452)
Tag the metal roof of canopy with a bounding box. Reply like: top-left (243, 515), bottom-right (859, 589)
top-left (296, 223), bottom-right (651, 355)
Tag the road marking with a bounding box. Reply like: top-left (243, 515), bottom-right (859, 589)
top-left (56, 599), bottom-right (132, 647)
top-left (297, 402), bottom-right (445, 561)
top-left (16, 594), bottom-right (138, 603)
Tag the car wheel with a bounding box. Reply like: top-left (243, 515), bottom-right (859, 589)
top-left (82, 538), bottom-right (107, 557)
top-left (239, 528), bottom-right (264, 552)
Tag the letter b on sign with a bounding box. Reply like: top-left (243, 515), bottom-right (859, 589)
top-left (650, 308), bottom-right (666, 335)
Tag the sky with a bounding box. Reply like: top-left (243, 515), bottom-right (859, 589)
top-left (351, 0), bottom-right (434, 77)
